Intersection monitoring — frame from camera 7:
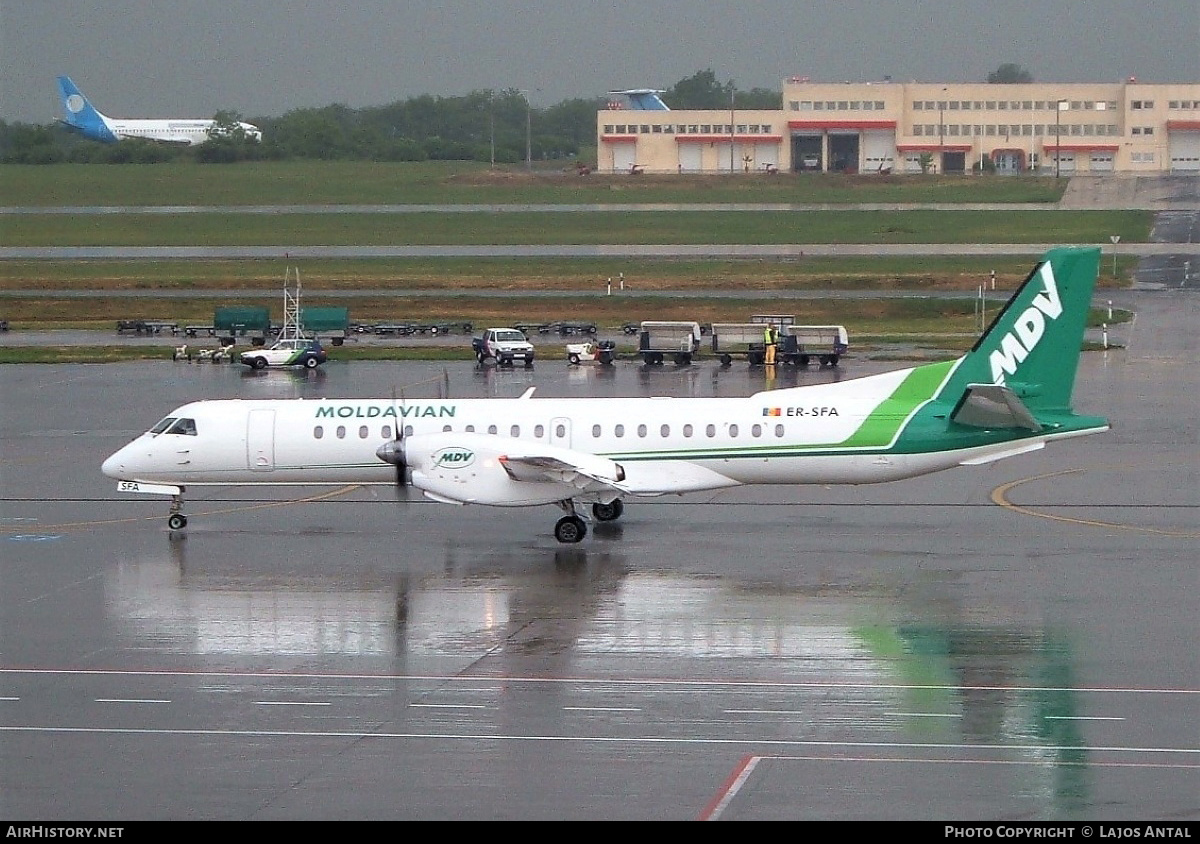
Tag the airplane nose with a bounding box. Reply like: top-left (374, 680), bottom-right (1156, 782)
top-left (101, 448), bottom-right (127, 479)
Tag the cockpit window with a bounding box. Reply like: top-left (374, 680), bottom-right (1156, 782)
top-left (150, 417), bottom-right (177, 435)
top-left (165, 418), bottom-right (197, 436)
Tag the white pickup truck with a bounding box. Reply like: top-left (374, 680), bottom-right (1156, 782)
top-left (472, 328), bottom-right (535, 366)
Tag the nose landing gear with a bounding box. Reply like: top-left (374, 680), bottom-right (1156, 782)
top-left (167, 491), bottom-right (188, 531)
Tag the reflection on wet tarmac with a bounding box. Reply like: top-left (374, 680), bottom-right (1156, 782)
top-left (105, 530), bottom-right (1092, 812)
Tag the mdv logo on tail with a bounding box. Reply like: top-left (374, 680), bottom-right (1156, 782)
top-left (989, 262), bottom-right (1063, 385)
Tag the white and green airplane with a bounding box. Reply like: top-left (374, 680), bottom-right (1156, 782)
top-left (103, 247), bottom-right (1110, 543)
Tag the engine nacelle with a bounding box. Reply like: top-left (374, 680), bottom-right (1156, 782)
top-left (400, 431), bottom-right (623, 507)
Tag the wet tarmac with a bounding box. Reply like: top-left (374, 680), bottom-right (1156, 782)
top-left (0, 290), bottom-right (1196, 820)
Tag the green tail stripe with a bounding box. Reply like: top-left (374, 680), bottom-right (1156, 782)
top-left (837, 359), bottom-right (958, 448)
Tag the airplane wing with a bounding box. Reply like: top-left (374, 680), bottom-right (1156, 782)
top-left (402, 431), bottom-right (741, 507)
top-left (950, 384), bottom-right (1042, 431)
top-left (115, 132), bottom-right (192, 146)
top-left (499, 453), bottom-right (622, 493)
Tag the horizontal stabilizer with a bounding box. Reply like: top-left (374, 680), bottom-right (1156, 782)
top-left (951, 384), bottom-right (1042, 431)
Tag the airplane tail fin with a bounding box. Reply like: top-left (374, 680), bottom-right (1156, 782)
top-left (56, 76), bottom-right (116, 141)
top-left (939, 246), bottom-right (1104, 420)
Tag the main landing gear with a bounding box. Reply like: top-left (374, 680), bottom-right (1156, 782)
top-left (167, 490), bottom-right (188, 531)
top-left (553, 498), bottom-right (625, 543)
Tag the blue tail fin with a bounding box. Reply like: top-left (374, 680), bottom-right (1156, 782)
top-left (57, 76), bottom-right (117, 142)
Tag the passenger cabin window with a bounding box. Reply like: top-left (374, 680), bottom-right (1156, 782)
top-left (336, 426), bottom-right (346, 439)
top-left (729, 424), bottom-right (739, 437)
top-left (615, 424), bottom-right (625, 438)
top-left (488, 424), bottom-right (497, 434)
top-left (359, 426), bottom-right (369, 439)
top-left (592, 424), bottom-right (601, 438)
top-left (314, 426), bottom-right (324, 439)
top-left (637, 424), bottom-right (647, 438)
top-left (382, 425), bottom-right (392, 439)
top-left (510, 425), bottom-right (520, 437)
top-left (535, 424), bottom-right (545, 438)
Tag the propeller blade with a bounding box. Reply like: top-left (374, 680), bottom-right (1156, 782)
top-left (387, 387), bottom-right (407, 487)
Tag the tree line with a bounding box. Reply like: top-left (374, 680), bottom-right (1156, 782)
top-left (0, 69), bottom-right (780, 165)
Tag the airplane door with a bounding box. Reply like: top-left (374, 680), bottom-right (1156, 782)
top-left (247, 409), bottom-right (276, 471)
top-left (550, 417), bottom-right (571, 448)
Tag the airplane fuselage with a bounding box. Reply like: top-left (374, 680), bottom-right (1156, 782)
top-left (101, 364), bottom-right (1085, 502)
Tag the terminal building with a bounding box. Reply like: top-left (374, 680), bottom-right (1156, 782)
top-left (597, 79), bottom-right (1200, 175)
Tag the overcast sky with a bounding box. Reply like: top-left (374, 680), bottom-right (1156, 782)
top-left (2, 0), bottom-right (1197, 124)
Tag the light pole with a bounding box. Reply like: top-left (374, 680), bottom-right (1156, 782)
top-left (729, 83), bottom-right (735, 173)
top-left (938, 87), bottom-right (946, 174)
top-left (518, 89), bottom-right (534, 171)
top-left (1054, 99), bottom-right (1067, 178)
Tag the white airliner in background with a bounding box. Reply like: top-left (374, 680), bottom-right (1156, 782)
top-left (56, 76), bottom-right (261, 145)
top-left (103, 248), bottom-right (1110, 543)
